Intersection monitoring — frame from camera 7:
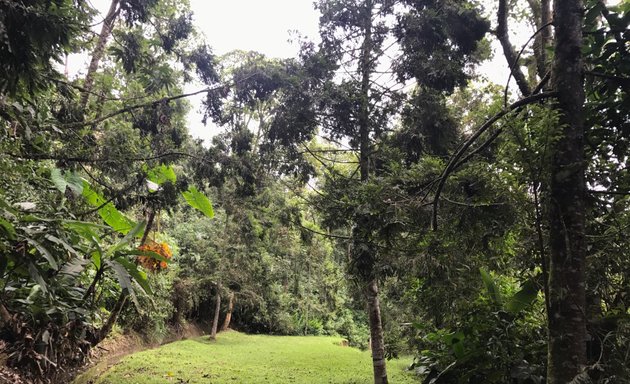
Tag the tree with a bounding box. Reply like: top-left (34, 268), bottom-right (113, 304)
top-left (546, 0), bottom-right (588, 380)
top-left (260, 1), bottom-right (489, 382)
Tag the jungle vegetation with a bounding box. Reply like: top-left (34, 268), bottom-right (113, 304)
top-left (1, 0), bottom-right (629, 383)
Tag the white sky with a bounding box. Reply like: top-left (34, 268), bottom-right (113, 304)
top-left (81, 0), bottom-right (550, 144)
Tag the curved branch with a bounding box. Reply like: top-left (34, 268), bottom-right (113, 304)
top-left (431, 91), bottom-right (558, 231)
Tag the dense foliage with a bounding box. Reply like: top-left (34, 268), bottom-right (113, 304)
top-left (1, 0), bottom-right (629, 383)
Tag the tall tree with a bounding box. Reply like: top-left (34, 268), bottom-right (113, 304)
top-left (546, 0), bottom-right (587, 381)
top-left (267, 1), bottom-right (488, 382)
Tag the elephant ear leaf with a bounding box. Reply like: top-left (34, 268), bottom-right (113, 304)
top-left (51, 168), bottom-right (83, 195)
top-left (506, 278), bottom-right (539, 314)
top-left (182, 186), bottom-right (214, 219)
top-left (51, 168), bottom-right (67, 193)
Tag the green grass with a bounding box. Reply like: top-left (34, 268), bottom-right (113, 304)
top-left (75, 331), bottom-right (418, 383)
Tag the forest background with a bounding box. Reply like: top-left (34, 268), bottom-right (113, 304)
top-left (1, 0), bottom-right (629, 383)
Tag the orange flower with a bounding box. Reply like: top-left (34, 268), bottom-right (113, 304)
top-left (137, 241), bottom-right (173, 272)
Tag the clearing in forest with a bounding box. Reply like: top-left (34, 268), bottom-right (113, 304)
top-left (74, 331), bottom-right (417, 383)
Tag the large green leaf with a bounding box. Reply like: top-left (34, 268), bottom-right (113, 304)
top-left (51, 168), bottom-right (83, 195)
top-left (479, 268), bottom-right (502, 305)
top-left (27, 262), bottom-right (48, 293)
top-left (82, 181), bottom-right (137, 234)
top-left (59, 258), bottom-right (90, 277)
top-left (114, 257), bottom-right (152, 295)
top-left (107, 221), bottom-right (146, 256)
top-left (45, 234), bottom-right (80, 258)
top-left (182, 186), bottom-right (214, 218)
top-left (107, 260), bottom-right (139, 307)
top-left (66, 172), bottom-right (84, 195)
top-left (146, 164), bottom-right (177, 186)
top-left (506, 278), bottom-right (539, 314)
top-left (51, 168), bottom-right (67, 193)
top-left (64, 220), bottom-right (106, 240)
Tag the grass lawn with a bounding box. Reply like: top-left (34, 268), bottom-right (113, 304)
top-left (75, 331), bottom-right (418, 383)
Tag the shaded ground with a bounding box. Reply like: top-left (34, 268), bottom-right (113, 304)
top-left (74, 331), bottom-right (418, 384)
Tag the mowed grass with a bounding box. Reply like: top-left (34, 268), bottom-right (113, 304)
top-left (76, 331), bottom-right (418, 384)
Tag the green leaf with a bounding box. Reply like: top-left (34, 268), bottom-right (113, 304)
top-left (59, 258), bottom-right (89, 277)
top-left (64, 220), bottom-right (105, 240)
top-left (445, 331), bottom-right (466, 359)
top-left (51, 168), bottom-right (67, 193)
top-left (127, 249), bottom-right (168, 262)
top-left (182, 186), bottom-right (214, 218)
top-left (479, 268), bottom-right (502, 305)
top-left (27, 262), bottom-right (48, 293)
top-left (107, 221), bottom-right (146, 256)
top-left (45, 234), bottom-right (80, 257)
top-left (25, 237), bottom-right (58, 270)
top-left (66, 173), bottom-right (84, 195)
top-left (506, 278), bottom-right (539, 314)
top-left (82, 181), bottom-right (137, 234)
top-left (146, 164), bottom-right (177, 186)
top-left (115, 257), bottom-right (152, 295)
top-left (91, 251), bottom-right (102, 270)
top-left (107, 260), bottom-right (142, 308)
top-left (0, 217), bottom-right (16, 240)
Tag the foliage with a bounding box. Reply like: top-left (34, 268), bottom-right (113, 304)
top-left (410, 271), bottom-right (546, 384)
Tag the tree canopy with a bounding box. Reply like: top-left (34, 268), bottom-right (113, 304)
top-left (1, 0), bottom-right (630, 383)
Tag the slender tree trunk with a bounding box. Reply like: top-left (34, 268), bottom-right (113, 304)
top-left (221, 291), bottom-right (234, 331)
top-left (80, 0), bottom-right (120, 110)
top-left (210, 283), bottom-right (221, 339)
top-left (546, 0), bottom-right (587, 382)
top-left (356, 2), bottom-right (387, 383)
top-left (366, 279), bottom-right (388, 384)
top-left (540, 0), bottom-right (552, 68)
top-left (527, 0), bottom-right (552, 79)
top-left (91, 292), bottom-right (127, 346)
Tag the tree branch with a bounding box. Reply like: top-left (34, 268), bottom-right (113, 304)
top-left (497, 0), bottom-right (532, 97)
top-left (7, 151), bottom-right (200, 164)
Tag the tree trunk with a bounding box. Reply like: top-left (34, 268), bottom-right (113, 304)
top-left (527, 0), bottom-right (552, 79)
top-left (91, 292), bottom-right (127, 346)
top-left (366, 279), bottom-right (388, 384)
top-left (356, 2), bottom-right (387, 382)
top-left (80, 0), bottom-right (120, 110)
top-left (546, 0), bottom-right (587, 382)
top-left (221, 291), bottom-right (234, 331)
top-left (210, 283), bottom-right (221, 339)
